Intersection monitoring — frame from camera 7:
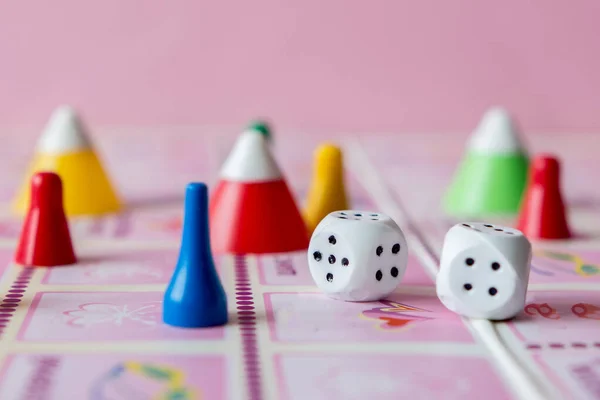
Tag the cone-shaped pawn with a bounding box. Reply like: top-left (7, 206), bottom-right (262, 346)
top-left (209, 131), bottom-right (309, 254)
top-left (13, 105), bottom-right (122, 217)
top-left (247, 119), bottom-right (272, 142)
top-left (163, 183), bottom-right (228, 328)
top-left (517, 155), bottom-right (571, 239)
top-left (14, 172), bottom-right (77, 267)
top-left (304, 144), bottom-right (349, 233)
top-left (443, 107), bottom-right (529, 217)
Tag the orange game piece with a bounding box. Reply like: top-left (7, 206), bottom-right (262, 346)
top-left (516, 155), bottom-right (571, 239)
top-left (14, 172), bottom-right (77, 267)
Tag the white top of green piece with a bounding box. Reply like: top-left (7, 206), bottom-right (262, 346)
top-left (468, 107), bottom-right (526, 155)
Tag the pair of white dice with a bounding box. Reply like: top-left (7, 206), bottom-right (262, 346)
top-left (308, 211), bottom-right (531, 321)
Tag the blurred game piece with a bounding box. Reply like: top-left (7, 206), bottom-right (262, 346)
top-left (443, 107), bottom-right (529, 218)
top-left (247, 119), bottom-right (272, 142)
top-left (436, 222), bottom-right (531, 320)
top-left (517, 155), bottom-right (571, 239)
top-left (304, 144), bottom-right (349, 233)
top-left (209, 130), bottom-right (309, 254)
top-left (13, 105), bottom-right (122, 217)
top-left (14, 172), bottom-right (77, 267)
top-left (308, 210), bottom-right (408, 301)
top-left (163, 182), bottom-right (228, 328)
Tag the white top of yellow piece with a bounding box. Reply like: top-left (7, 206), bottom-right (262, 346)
top-left (220, 130), bottom-right (282, 182)
top-left (37, 105), bottom-right (92, 153)
top-left (468, 107), bottom-right (526, 155)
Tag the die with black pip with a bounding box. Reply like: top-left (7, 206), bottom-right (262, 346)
top-left (436, 222), bottom-right (532, 320)
top-left (308, 210), bottom-right (408, 302)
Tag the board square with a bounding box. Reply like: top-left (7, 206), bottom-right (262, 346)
top-left (41, 249), bottom-right (181, 285)
top-left (529, 352), bottom-right (600, 399)
top-left (507, 291), bottom-right (600, 348)
top-left (264, 292), bottom-right (473, 343)
top-left (39, 249), bottom-right (225, 286)
top-left (0, 206), bottom-right (183, 242)
top-left (18, 292), bottom-right (226, 341)
top-left (0, 353), bottom-right (228, 400)
top-left (274, 353), bottom-right (514, 400)
top-left (530, 249), bottom-right (600, 284)
top-left (81, 205), bottom-right (185, 241)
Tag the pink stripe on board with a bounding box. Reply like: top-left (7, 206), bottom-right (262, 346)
top-left (527, 342), bottom-right (596, 350)
top-left (235, 255), bottom-right (263, 400)
top-left (0, 267), bottom-right (34, 339)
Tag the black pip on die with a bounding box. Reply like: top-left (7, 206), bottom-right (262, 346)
top-left (436, 222), bottom-right (532, 320)
top-left (308, 210), bottom-right (408, 301)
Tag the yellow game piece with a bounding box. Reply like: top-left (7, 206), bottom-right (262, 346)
top-left (12, 106), bottom-right (122, 217)
top-left (304, 143), bottom-right (349, 233)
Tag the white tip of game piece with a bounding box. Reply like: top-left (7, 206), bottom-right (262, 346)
top-left (220, 130), bottom-right (282, 182)
top-left (36, 105), bottom-right (92, 153)
top-left (467, 107), bottom-right (526, 154)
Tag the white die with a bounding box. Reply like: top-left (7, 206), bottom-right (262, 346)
top-left (436, 222), bottom-right (531, 320)
top-left (307, 210), bottom-right (408, 301)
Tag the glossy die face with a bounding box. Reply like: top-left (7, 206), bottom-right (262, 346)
top-left (443, 245), bottom-right (517, 317)
top-left (308, 210), bottom-right (408, 302)
top-left (436, 222), bottom-right (531, 320)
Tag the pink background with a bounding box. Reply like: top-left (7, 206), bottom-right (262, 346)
top-left (1, 1), bottom-right (599, 133)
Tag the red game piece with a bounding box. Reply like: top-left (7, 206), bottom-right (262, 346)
top-left (516, 155), bottom-right (571, 239)
top-left (209, 130), bottom-right (309, 254)
top-left (14, 172), bottom-right (77, 266)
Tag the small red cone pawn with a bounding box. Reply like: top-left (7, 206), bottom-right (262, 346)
top-left (516, 155), bottom-right (571, 239)
top-left (14, 172), bottom-right (77, 266)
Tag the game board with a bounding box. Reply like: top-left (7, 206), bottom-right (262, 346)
top-left (0, 127), bottom-right (598, 400)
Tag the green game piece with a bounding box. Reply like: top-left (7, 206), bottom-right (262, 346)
top-left (443, 107), bottom-right (530, 218)
top-left (247, 119), bottom-right (272, 141)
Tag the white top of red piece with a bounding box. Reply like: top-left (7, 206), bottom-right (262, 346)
top-left (220, 130), bottom-right (282, 181)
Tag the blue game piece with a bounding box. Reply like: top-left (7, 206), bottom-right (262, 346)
top-left (163, 182), bottom-right (228, 328)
